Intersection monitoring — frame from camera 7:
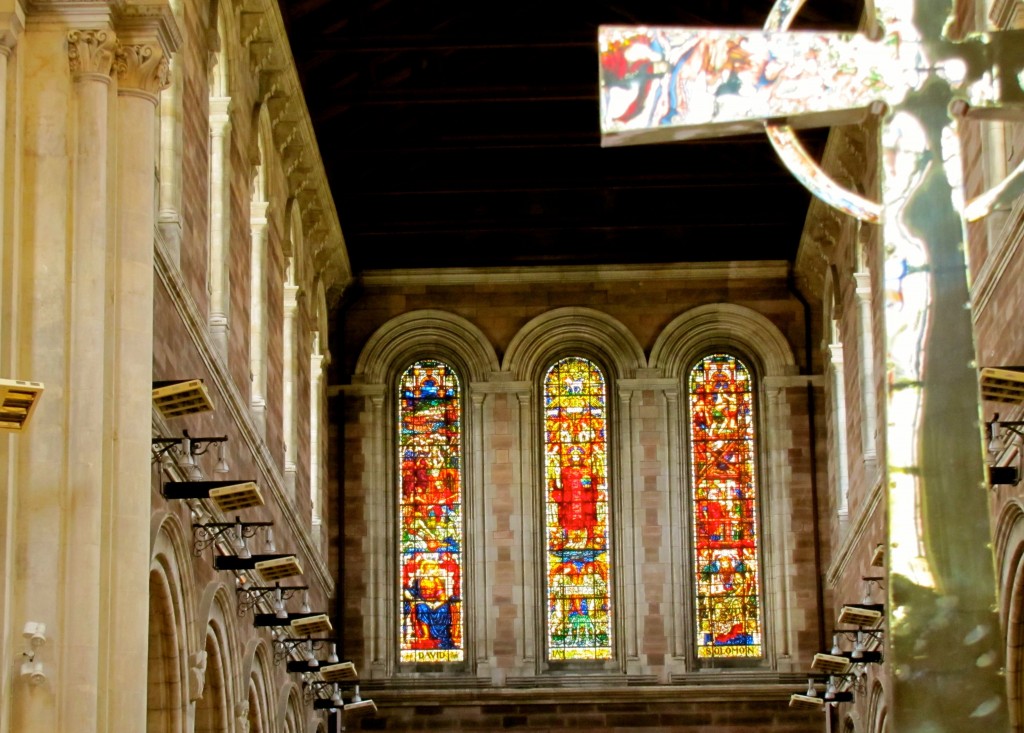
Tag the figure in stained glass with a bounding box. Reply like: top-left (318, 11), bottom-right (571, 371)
top-left (544, 357), bottom-right (612, 660)
top-left (398, 360), bottom-right (464, 663)
top-left (689, 354), bottom-right (761, 659)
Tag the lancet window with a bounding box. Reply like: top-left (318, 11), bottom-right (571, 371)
top-left (397, 360), bottom-right (464, 662)
top-left (543, 356), bottom-right (612, 660)
top-left (689, 354), bottom-right (762, 659)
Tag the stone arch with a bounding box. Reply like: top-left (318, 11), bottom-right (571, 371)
top-left (503, 307), bottom-right (646, 380)
top-left (275, 681), bottom-right (304, 733)
top-left (355, 309), bottom-right (500, 384)
top-left (649, 302), bottom-right (799, 667)
top-left (195, 581), bottom-right (240, 733)
top-left (996, 500), bottom-right (1024, 732)
top-left (648, 303), bottom-right (797, 378)
top-left (148, 514), bottom-right (193, 733)
top-left (867, 680), bottom-right (888, 733)
top-left (237, 638), bottom-right (273, 733)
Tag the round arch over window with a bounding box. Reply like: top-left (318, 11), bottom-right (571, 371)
top-left (543, 356), bottom-right (612, 660)
top-left (688, 353), bottom-right (762, 659)
top-left (397, 359), bottom-right (464, 663)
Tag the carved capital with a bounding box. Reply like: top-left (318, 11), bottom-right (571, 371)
top-left (67, 29), bottom-right (116, 78)
top-left (115, 42), bottom-right (169, 98)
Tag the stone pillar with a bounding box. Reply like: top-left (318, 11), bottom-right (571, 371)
top-left (106, 35), bottom-right (169, 731)
top-left (61, 26), bottom-right (116, 730)
top-left (0, 5), bottom-right (25, 732)
top-left (208, 95), bottom-right (232, 360)
top-left (283, 274), bottom-right (299, 490)
top-left (309, 332), bottom-right (325, 547)
top-left (249, 200), bottom-right (269, 436)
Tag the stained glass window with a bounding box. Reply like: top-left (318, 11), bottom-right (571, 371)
top-left (544, 357), bottom-right (612, 660)
top-left (689, 354), bottom-right (762, 659)
top-left (398, 360), bottom-right (463, 663)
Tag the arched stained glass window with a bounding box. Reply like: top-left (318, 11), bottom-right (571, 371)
top-left (398, 360), bottom-right (463, 663)
top-left (544, 356), bottom-right (612, 660)
top-left (689, 354), bottom-right (762, 659)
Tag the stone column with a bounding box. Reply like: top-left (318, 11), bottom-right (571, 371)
top-left (249, 200), bottom-right (269, 436)
top-left (106, 36), bottom-right (169, 731)
top-left (283, 273), bottom-right (299, 487)
top-left (61, 27), bottom-right (116, 731)
top-left (208, 95), bottom-right (232, 360)
top-left (0, 6), bottom-right (25, 733)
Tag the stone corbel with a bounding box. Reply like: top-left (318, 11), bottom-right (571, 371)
top-left (67, 28), bottom-right (116, 80)
top-left (239, 9), bottom-right (263, 46)
top-left (258, 69), bottom-right (282, 103)
top-left (114, 41), bottom-right (169, 100)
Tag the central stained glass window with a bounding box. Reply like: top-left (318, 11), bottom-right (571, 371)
top-left (398, 360), bottom-right (463, 663)
top-left (544, 356), bottom-right (612, 660)
top-left (689, 354), bottom-right (762, 658)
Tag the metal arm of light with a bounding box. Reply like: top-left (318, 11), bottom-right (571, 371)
top-left (192, 518), bottom-right (273, 557)
top-left (236, 582), bottom-right (308, 616)
top-left (273, 637), bottom-right (339, 666)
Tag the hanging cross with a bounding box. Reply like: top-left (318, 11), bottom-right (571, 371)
top-left (599, 1), bottom-right (1024, 729)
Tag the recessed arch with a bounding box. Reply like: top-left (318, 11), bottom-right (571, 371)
top-left (649, 303), bottom-right (797, 379)
top-left (503, 307), bottom-right (646, 380)
top-left (355, 309), bottom-right (500, 384)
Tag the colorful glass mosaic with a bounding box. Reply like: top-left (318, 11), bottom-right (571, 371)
top-left (398, 360), bottom-right (463, 663)
top-left (544, 357), bottom-right (612, 660)
top-left (689, 354), bottom-right (762, 658)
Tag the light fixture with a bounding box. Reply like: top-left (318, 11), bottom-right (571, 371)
top-left (331, 684), bottom-right (343, 707)
top-left (811, 652), bottom-right (852, 675)
top-left (255, 555), bottom-right (303, 582)
top-left (320, 660), bottom-right (357, 683)
top-left (300, 589), bottom-right (311, 614)
top-left (838, 604), bottom-right (883, 626)
top-left (192, 518), bottom-right (272, 557)
top-left (789, 693), bottom-right (824, 711)
top-left (985, 414), bottom-right (1024, 486)
top-left (215, 441), bottom-right (230, 474)
top-left (980, 367), bottom-right (1024, 404)
top-left (274, 636), bottom-right (337, 666)
top-left (265, 527), bottom-right (276, 553)
top-left (0, 378), bottom-right (44, 431)
top-left (152, 379), bottom-right (214, 418)
top-left (830, 633), bottom-right (842, 656)
top-left (20, 622), bottom-right (47, 685)
top-left (291, 614), bottom-right (333, 636)
top-left (327, 643), bottom-right (340, 665)
top-left (163, 480), bottom-right (264, 512)
top-left (273, 587), bottom-right (288, 619)
top-left (236, 583), bottom-right (308, 615)
top-left (304, 640), bottom-right (319, 669)
top-left (344, 686), bottom-right (377, 717)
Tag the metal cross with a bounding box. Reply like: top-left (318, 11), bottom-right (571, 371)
top-left (599, 1), bottom-right (1024, 729)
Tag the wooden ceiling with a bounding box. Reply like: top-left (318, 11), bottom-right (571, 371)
top-left (279, 0), bottom-right (864, 274)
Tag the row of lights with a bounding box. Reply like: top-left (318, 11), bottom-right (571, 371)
top-left (790, 573), bottom-right (885, 713)
top-left (153, 379), bottom-right (375, 721)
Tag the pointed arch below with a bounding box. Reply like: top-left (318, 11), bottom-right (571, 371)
top-left (649, 303), bottom-right (797, 379)
top-left (355, 309), bottom-right (500, 384)
top-left (503, 307), bottom-right (646, 380)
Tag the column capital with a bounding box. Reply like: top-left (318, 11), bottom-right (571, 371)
top-left (114, 41), bottom-right (168, 100)
top-left (0, 0), bottom-right (24, 54)
top-left (67, 27), bottom-right (115, 79)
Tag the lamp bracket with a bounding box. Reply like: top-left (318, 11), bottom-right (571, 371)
top-left (236, 583), bottom-right (308, 615)
top-left (303, 680), bottom-right (340, 704)
top-left (272, 637), bottom-right (338, 665)
top-left (152, 430), bottom-right (228, 463)
top-left (192, 519), bottom-right (273, 556)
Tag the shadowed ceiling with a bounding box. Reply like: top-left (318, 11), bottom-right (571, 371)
top-left (279, 0), bottom-right (865, 274)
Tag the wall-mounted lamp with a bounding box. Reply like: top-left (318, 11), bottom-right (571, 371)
top-left (20, 622), bottom-right (47, 685)
top-left (163, 480), bottom-right (264, 512)
top-left (291, 614), bottom-right (333, 636)
top-left (986, 414), bottom-right (1024, 486)
top-left (0, 378), bottom-right (44, 431)
top-left (192, 518), bottom-right (273, 558)
top-left (274, 637), bottom-right (338, 666)
top-left (153, 379), bottom-right (213, 418)
top-left (153, 431), bottom-right (230, 480)
top-left (237, 582), bottom-right (309, 616)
